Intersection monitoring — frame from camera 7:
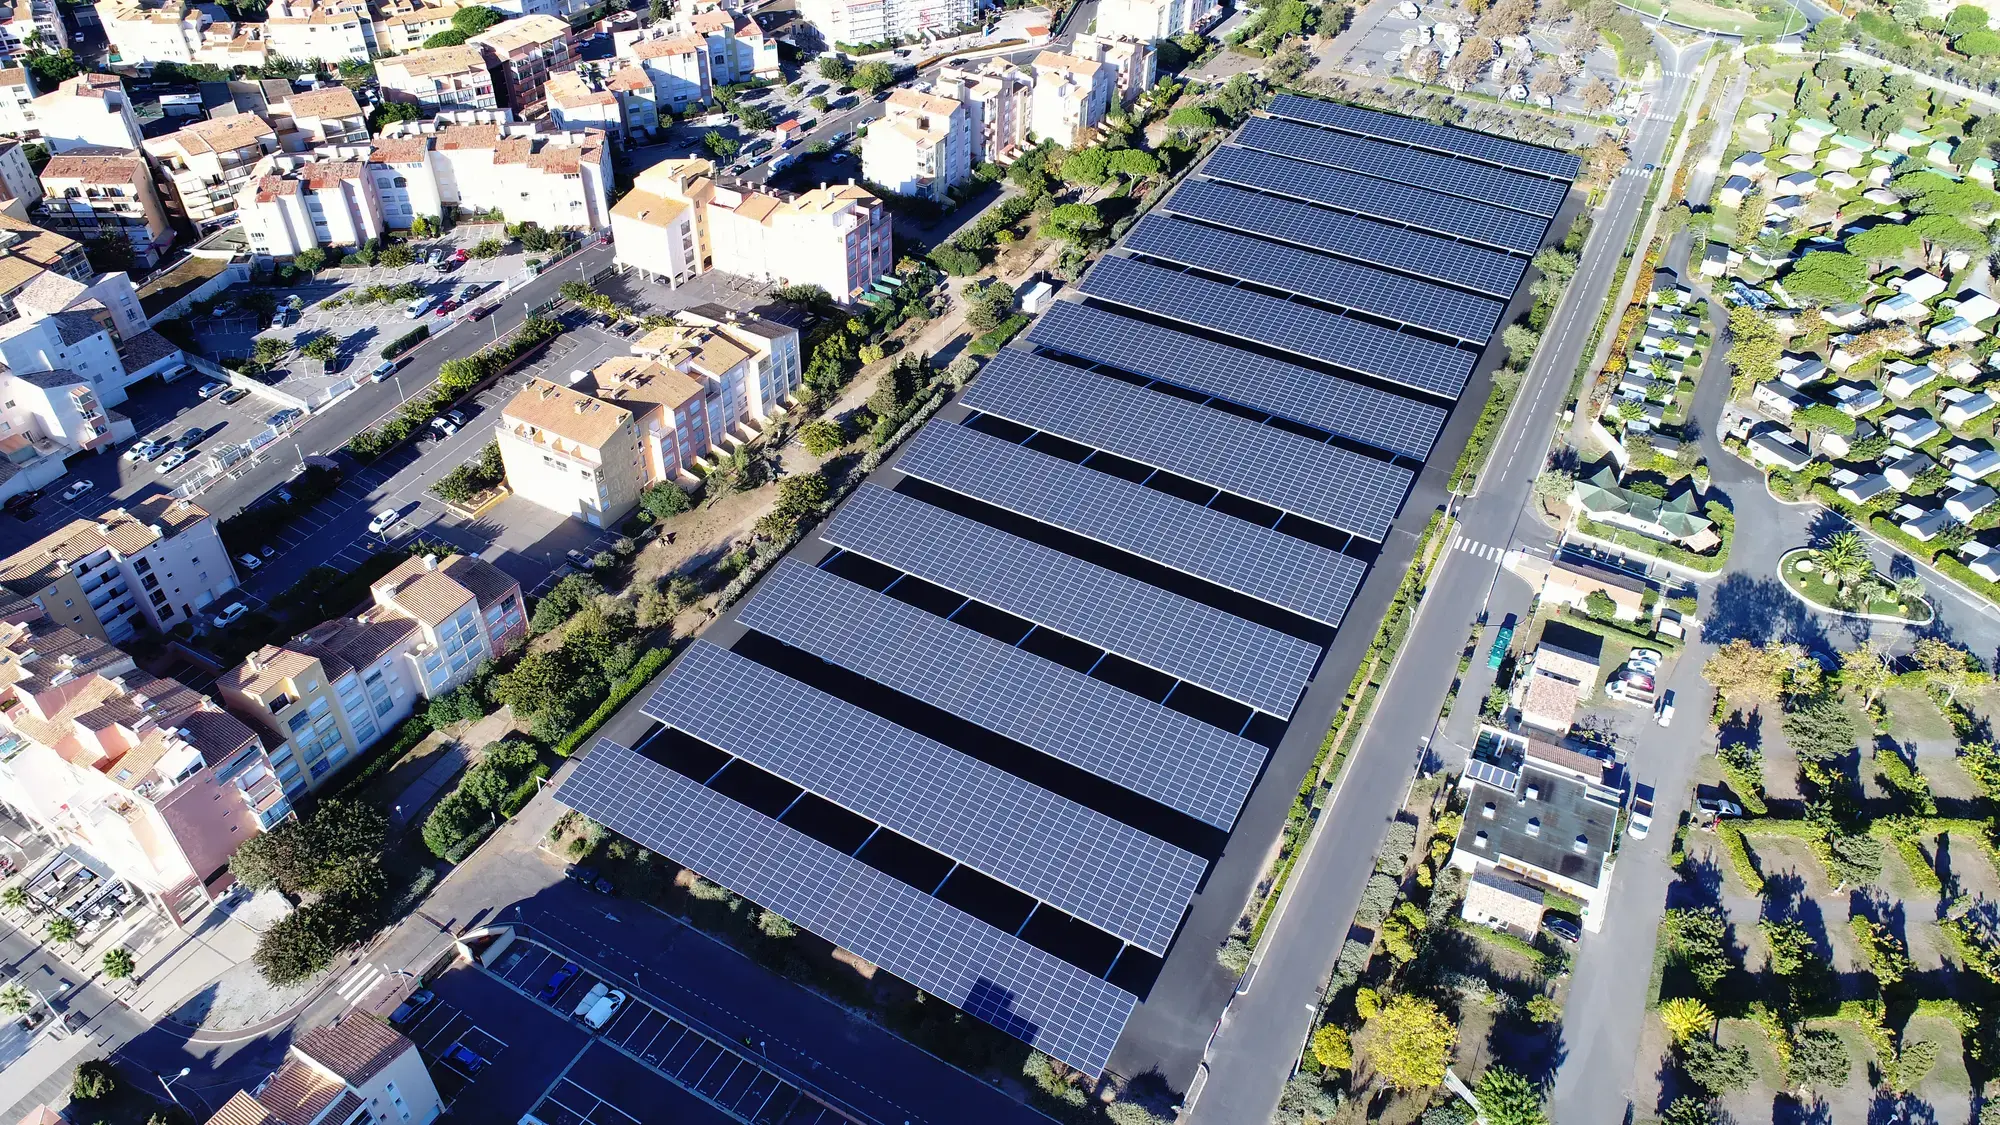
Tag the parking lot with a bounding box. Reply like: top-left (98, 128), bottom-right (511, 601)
top-left (1322, 0), bottom-right (1626, 116)
top-left (491, 939), bottom-right (859, 1125)
top-left (394, 991), bottom-right (511, 1104)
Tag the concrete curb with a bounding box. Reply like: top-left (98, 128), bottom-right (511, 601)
top-left (1775, 548), bottom-right (1936, 625)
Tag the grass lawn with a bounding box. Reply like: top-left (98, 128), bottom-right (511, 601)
top-left (1778, 549), bottom-right (1935, 622)
top-left (1653, 0), bottom-right (1801, 36)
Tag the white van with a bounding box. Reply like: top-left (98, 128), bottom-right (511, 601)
top-left (583, 989), bottom-right (626, 1030)
top-left (405, 295), bottom-right (435, 318)
top-left (570, 981), bottom-right (608, 1020)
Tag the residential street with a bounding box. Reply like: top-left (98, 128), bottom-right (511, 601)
top-left (1184, 31), bottom-right (1712, 1125)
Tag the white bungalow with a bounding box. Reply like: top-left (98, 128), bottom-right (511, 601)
top-left (1902, 506), bottom-right (1957, 541)
top-left (1963, 541), bottom-right (2000, 582)
top-left (1941, 387), bottom-right (1998, 427)
top-left (1777, 171), bottom-right (1819, 196)
top-left (1823, 303), bottom-right (1869, 329)
top-left (1872, 292), bottom-right (1929, 324)
top-left (1729, 152), bottom-right (1768, 179)
top-left (1928, 316), bottom-right (1987, 348)
top-left (1755, 380), bottom-right (1809, 420)
top-left (1892, 271), bottom-right (1950, 303)
top-left (1836, 470), bottom-right (1893, 503)
top-left (1886, 413), bottom-right (1944, 448)
top-left (1886, 361), bottom-right (1938, 399)
top-left (1863, 187), bottom-right (1901, 206)
top-left (1830, 382), bottom-right (1886, 416)
top-left (1749, 430), bottom-right (1815, 471)
top-left (1718, 176), bottom-right (1754, 208)
top-left (1947, 485), bottom-right (1997, 522)
top-left (1949, 292), bottom-right (2000, 324)
top-left (1953, 448), bottom-right (2000, 481)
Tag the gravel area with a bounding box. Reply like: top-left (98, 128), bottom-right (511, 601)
top-left (167, 958), bottom-right (327, 1031)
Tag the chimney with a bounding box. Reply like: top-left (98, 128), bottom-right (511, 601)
top-left (245, 651), bottom-right (261, 672)
top-left (423, 554), bottom-right (438, 571)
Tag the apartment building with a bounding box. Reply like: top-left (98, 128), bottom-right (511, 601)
top-left (0, 211), bottom-right (92, 311)
top-left (468, 14), bottom-right (573, 117)
top-left (367, 134), bottom-right (443, 228)
top-left (545, 62), bottom-right (658, 144)
top-left (0, 619), bottom-right (287, 924)
top-left (935, 59), bottom-right (1029, 165)
top-left (674, 302), bottom-right (802, 427)
top-left (610, 157), bottom-right (891, 299)
top-left (95, 0), bottom-right (206, 63)
top-left (1094, 0), bottom-right (1217, 41)
top-left (0, 137), bottom-right (35, 215)
top-left (1070, 33), bottom-right (1155, 104)
top-left (795, 0), bottom-right (971, 48)
top-left (0, 65), bottom-right (34, 136)
top-left (428, 120), bottom-right (609, 230)
top-left (142, 111), bottom-right (279, 230)
top-left (376, 44), bottom-right (497, 114)
top-left (497, 377), bottom-right (643, 526)
top-left (35, 153), bottom-right (175, 270)
top-left (862, 86), bottom-right (970, 202)
top-left (262, 0), bottom-right (374, 62)
top-left (272, 85), bottom-right (369, 148)
top-left (0, 0), bottom-right (59, 63)
top-left (0, 498), bottom-right (238, 639)
top-left (1029, 50), bottom-right (1113, 147)
top-left (1450, 736), bottom-right (1623, 932)
top-left (0, 286), bottom-right (160, 422)
top-left (219, 552), bottom-right (523, 794)
top-left (30, 73), bottom-right (143, 154)
top-left (375, 0), bottom-right (459, 53)
top-left (205, 1016), bottom-right (444, 1125)
top-left (616, 29), bottom-right (710, 113)
top-left (238, 155), bottom-right (382, 259)
top-left (682, 4), bottom-right (777, 82)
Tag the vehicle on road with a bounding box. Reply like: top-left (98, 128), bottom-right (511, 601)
top-left (267, 409), bottom-right (301, 428)
top-left (537, 962), bottom-right (579, 1001)
top-left (433, 298), bottom-right (458, 317)
top-left (468, 304), bottom-right (494, 321)
top-left (571, 981), bottom-right (609, 1020)
top-left (583, 989), bottom-right (627, 1030)
top-left (198, 381), bottom-right (228, 399)
top-left (390, 989), bottom-right (434, 1024)
top-left (565, 549), bottom-right (594, 570)
top-left (1544, 916), bottom-right (1582, 943)
top-left (371, 360), bottom-right (400, 383)
top-left (368, 510), bottom-right (399, 534)
top-left (211, 602), bottom-right (249, 628)
top-left (405, 295), bottom-right (436, 318)
top-left (219, 387), bottom-right (250, 404)
top-left (1628, 785), bottom-right (1654, 839)
top-left (156, 449), bottom-right (191, 472)
top-left (19, 1009), bottom-right (45, 1031)
top-left (62, 1011), bottom-right (87, 1032)
top-left (61, 480), bottom-right (95, 501)
top-left (237, 553), bottom-right (263, 571)
top-left (1656, 689), bottom-right (1676, 727)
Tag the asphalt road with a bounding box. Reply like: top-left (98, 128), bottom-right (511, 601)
top-left (1183, 32), bottom-right (1711, 1125)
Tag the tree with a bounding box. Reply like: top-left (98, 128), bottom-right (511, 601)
top-left (1840, 644), bottom-right (1893, 708)
top-left (704, 131), bottom-right (741, 160)
top-left (1404, 46), bottom-right (1442, 84)
top-left (70, 1060), bottom-right (117, 1101)
top-left (1661, 1097), bottom-right (1721, 1125)
top-left (1474, 1067), bottom-right (1545, 1125)
top-left (370, 100), bottom-right (422, 132)
top-left (294, 247), bottom-right (327, 274)
top-left (1662, 907), bottom-right (1733, 993)
top-left (1059, 146), bottom-right (1111, 185)
top-left (47, 916), bottom-right (78, 944)
top-left (736, 104), bottom-right (775, 132)
top-left (1679, 1038), bottom-right (1755, 1095)
top-left (1583, 133), bottom-right (1628, 194)
top-left (1106, 148), bottom-right (1161, 179)
top-left (1727, 304), bottom-right (1780, 399)
top-left (816, 56), bottom-right (852, 84)
top-left (254, 902), bottom-right (347, 984)
top-left (1165, 105), bottom-right (1217, 131)
top-left (1367, 994), bottom-right (1456, 1090)
top-left (2, 886), bottom-right (26, 911)
top-left (1891, 169), bottom-right (2000, 217)
top-left (1703, 639), bottom-right (1791, 706)
top-left (0, 984), bottom-right (32, 1016)
top-left (1310, 1024), bottom-right (1352, 1071)
top-left (1784, 251), bottom-right (1870, 305)
top-left (1811, 530), bottom-right (1871, 590)
top-left (1043, 203), bottom-right (1103, 244)
top-left (1579, 77), bottom-right (1613, 112)
top-left (640, 481), bottom-right (692, 521)
top-left (302, 334), bottom-right (341, 365)
top-left (798, 418), bottom-right (846, 456)
top-left (1658, 997), bottom-right (1715, 1043)
top-left (1844, 223), bottom-right (1921, 263)
top-left (1782, 697), bottom-right (1857, 763)
top-left (1502, 324), bottom-right (1540, 359)
top-left (852, 61), bottom-right (896, 93)
top-left (424, 28), bottom-right (469, 46)
top-left (1788, 1028), bottom-right (1851, 1092)
top-left (451, 4), bottom-right (503, 32)
top-left (1804, 16), bottom-right (1849, 54)
top-left (102, 947), bottom-right (136, 981)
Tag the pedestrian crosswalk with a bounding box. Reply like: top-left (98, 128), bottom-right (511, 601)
top-left (335, 962), bottom-right (387, 1007)
top-left (1452, 534), bottom-right (1505, 561)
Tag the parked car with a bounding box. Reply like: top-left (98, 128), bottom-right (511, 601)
top-left (267, 409), bottom-right (301, 428)
top-left (1696, 796), bottom-right (1744, 820)
top-left (427, 247), bottom-right (447, 269)
top-left (565, 549), bottom-right (594, 570)
top-left (368, 510), bottom-right (399, 535)
top-left (125, 439), bottom-right (165, 462)
top-left (2, 489), bottom-right (41, 512)
top-left (405, 295), bottom-right (436, 318)
top-left (565, 864), bottom-right (614, 894)
top-left (60, 479), bottom-right (95, 501)
top-left (237, 553), bottom-right (263, 571)
top-left (18, 1010), bottom-right (45, 1031)
top-left (211, 602), bottom-right (249, 628)
top-left (197, 381), bottom-right (228, 399)
top-left (452, 247), bottom-right (469, 263)
top-left (583, 989), bottom-right (627, 1030)
top-left (570, 982), bottom-right (609, 1020)
top-left (156, 449), bottom-right (191, 473)
top-left (443, 1044), bottom-right (487, 1072)
top-left (1544, 917), bottom-right (1582, 943)
top-left (1628, 648), bottom-right (1664, 673)
top-left (537, 962), bottom-right (580, 1001)
top-left (177, 427), bottom-right (205, 448)
top-left (1628, 785), bottom-right (1655, 839)
top-left (433, 298), bottom-right (458, 317)
top-left (389, 989), bottom-right (434, 1024)
top-left (219, 387), bottom-right (250, 404)
top-left (431, 411), bottom-right (464, 436)
top-left (1655, 689), bottom-right (1676, 727)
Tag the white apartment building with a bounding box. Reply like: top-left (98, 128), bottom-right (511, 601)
top-left (935, 58), bottom-right (1030, 164)
top-left (0, 136), bottom-right (36, 212)
top-left (95, 0), bottom-right (205, 63)
top-left (238, 155), bottom-right (382, 259)
top-left (0, 497), bottom-right (238, 640)
top-left (0, 0), bottom-right (60, 63)
top-left (35, 153), bottom-right (175, 269)
top-left (141, 111), bottom-right (279, 229)
top-left (1030, 50), bottom-right (1113, 147)
top-left (1094, 0), bottom-right (1218, 41)
top-left (610, 157), bottom-right (892, 299)
top-left (546, 61), bottom-right (658, 144)
top-left (616, 28), bottom-right (711, 113)
top-left (219, 552), bottom-right (523, 795)
top-left (29, 73), bottom-right (143, 154)
top-left (424, 119), bottom-right (611, 230)
top-left (262, 0), bottom-right (374, 62)
top-left (0, 620), bottom-right (288, 925)
top-left (795, 0), bottom-right (971, 47)
top-left (682, 4), bottom-right (778, 81)
top-left (272, 85), bottom-right (369, 148)
top-left (203, 1016), bottom-right (444, 1125)
top-left (367, 133), bottom-right (444, 228)
top-left (862, 86), bottom-right (970, 202)
top-left (376, 0), bottom-right (459, 52)
top-left (0, 65), bottom-right (34, 136)
top-left (377, 43), bottom-right (498, 113)
top-left (1071, 33), bottom-right (1155, 104)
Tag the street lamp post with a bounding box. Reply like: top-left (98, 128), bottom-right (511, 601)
top-left (156, 1067), bottom-right (192, 1110)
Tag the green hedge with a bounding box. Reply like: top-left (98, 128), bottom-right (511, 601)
top-left (380, 325), bottom-right (430, 359)
top-left (1546, 607), bottom-right (1682, 653)
top-left (1574, 514), bottom-right (1728, 572)
top-left (554, 645), bottom-right (675, 757)
top-left (967, 314), bottom-right (1028, 357)
top-left (1717, 821), bottom-right (1764, 895)
top-left (501, 764), bottom-right (551, 816)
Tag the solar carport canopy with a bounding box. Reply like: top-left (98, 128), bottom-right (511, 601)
top-left (1264, 94), bottom-right (1583, 179)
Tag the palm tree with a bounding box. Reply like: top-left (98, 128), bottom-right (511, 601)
top-left (1896, 575), bottom-right (1927, 606)
top-left (1813, 531), bottom-right (1872, 593)
top-left (1648, 355), bottom-right (1673, 381)
top-left (0, 984), bottom-right (32, 1017)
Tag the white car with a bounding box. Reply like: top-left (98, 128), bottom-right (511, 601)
top-left (583, 989), bottom-right (627, 1030)
top-left (1656, 689), bottom-right (1676, 727)
top-left (60, 480), bottom-right (94, 501)
top-left (405, 296), bottom-right (435, 319)
top-left (1696, 796), bottom-right (1744, 819)
top-left (210, 602), bottom-right (249, 628)
top-left (1629, 648), bottom-right (1665, 672)
top-left (570, 982), bottom-right (609, 1020)
top-left (368, 510), bottom-right (399, 535)
top-left (1628, 794), bottom-right (1654, 839)
top-left (237, 553), bottom-right (263, 571)
top-left (156, 449), bottom-right (191, 473)
top-left (197, 381), bottom-right (228, 399)
top-left (124, 440), bottom-right (164, 462)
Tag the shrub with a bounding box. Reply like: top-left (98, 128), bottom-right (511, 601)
top-left (380, 325), bottom-right (430, 359)
top-left (70, 1059), bottom-right (117, 1100)
top-left (1679, 1037), bottom-right (1754, 1094)
top-left (1356, 872), bottom-right (1400, 926)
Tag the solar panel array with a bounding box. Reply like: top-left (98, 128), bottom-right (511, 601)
top-left (895, 422), bottom-right (1367, 627)
top-left (737, 561), bottom-right (1270, 829)
top-left (1080, 256), bottom-right (1476, 400)
top-left (1026, 303), bottom-right (1445, 460)
top-left (1163, 179), bottom-right (1526, 298)
top-left (554, 100), bottom-right (1577, 1079)
top-left (1237, 116), bottom-right (1568, 217)
top-left (823, 484), bottom-right (1319, 717)
top-left (1265, 95), bottom-right (1583, 180)
top-left (1203, 145), bottom-right (1547, 252)
top-left (965, 350), bottom-right (1410, 540)
top-left (558, 740), bottom-right (1138, 1077)
top-left (644, 642), bottom-right (1207, 952)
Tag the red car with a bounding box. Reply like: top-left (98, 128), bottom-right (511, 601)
top-left (467, 305), bottom-right (493, 321)
top-left (432, 298), bottom-right (458, 316)
top-left (452, 248), bottom-right (468, 263)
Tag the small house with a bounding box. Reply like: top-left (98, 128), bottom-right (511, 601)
top-left (1824, 146), bottom-right (1865, 172)
top-left (1928, 316), bottom-right (1987, 348)
top-left (1888, 127), bottom-right (1933, 154)
top-left (1649, 269), bottom-right (1693, 308)
top-left (1718, 175), bottom-right (1754, 208)
top-left (1886, 413), bottom-right (1943, 448)
top-left (1963, 541), bottom-right (2000, 582)
top-left (1777, 170), bottom-right (1819, 196)
top-left (1902, 505), bottom-right (1957, 541)
top-left (1886, 360), bottom-right (1938, 399)
top-left (1950, 484), bottom-right (2000, 521)
top-left (1747, 112), bottom-right (1778, 133)
top-left (1767, 195), bottom-right (1808, 219)
top-left (1949, 291), bottom-right (2000, 324)
top-left (1954, 448), bottom-right (2000, 480)
top-left (1780, 152), bottom-right (1819, 172)
top-left (1928, 139), bottom-right (1958, 169)
top-left (1884, 451), bottom-right (1937, 490)
top-left (1823, 420), bottom-right (1878, 459)
top-left (1974, 157), bottom-right (1999, 186)
top-left (1863, 187), bottom-right (1902, 206)
top-left (1837, 472), bottom-right (1893, 504)
top-left (1754, 380), bottom-right (1809, 420)
top-left (1822, 170), bottom-right (1861, 190)
top-left (1831, 133), bottom-right (1873, 154)
top-left (1700, 242), bottom-right (1731, 278)
top-left (1789, 117), bottom-right (1837, 153)
top-left (1749, 430), bottom-right (1815, 471)
top-left (1830, 382), bottom-right (1886, 416)
top-left (1777, 355), bottom-right (1827, 388)
top-left (1868, 164), bottom-right (1897, 187)
top-left (1729, 152), bottom-right (1768, 180)
top-left (1941, 387), bottom-right (1998, 427)
top-left (1822, 303), bottom-right (1869, 329)
top-left (1872, 292), bottom-right (1929, 323)
top-left (1892, 271), bottom-right (1950, 303)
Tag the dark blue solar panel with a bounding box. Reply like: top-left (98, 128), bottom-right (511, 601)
top-left (1237, 116), bottom-right (1567, 216)
top-left (1203, 145), bottom-right (1546, 252)
top-left (1265, 95), bottom-right (1583, 179)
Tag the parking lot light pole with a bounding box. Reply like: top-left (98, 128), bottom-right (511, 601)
top-left (157, 1067), bottom-right (191, 1110)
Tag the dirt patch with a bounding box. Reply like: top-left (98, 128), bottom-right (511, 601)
top-left (168, 957), bottom-right (326, 1030)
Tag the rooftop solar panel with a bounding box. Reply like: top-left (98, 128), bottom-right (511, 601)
top-left (965, 350), bottom-right (1410, 540)
top-left (557, 740), bottom-right (1137, 1076)
top-left (1237, 116), bottom-right (1567, 217)
top-left (1203, 146), bottom-right (1546, 252)
top-left (894, 423), bottom-right (1366, 627)
top-left (1027, 303), bottom-right (1444, 461)
top-left (1126, 214), bottom-right (1504, 343)
top-left (1164, 178), bottom-right (1526, 297)
top-left (1080, 256), bottom-right (1476, 400)
top-left (1265, 95), bottom-right (1583, 180)
top-left (643, 641), bottom-right (1205, 951)
top-left (824, 485), bottom-right (1318, 717)
top-left (737, 561), bottom-right (1269, 829)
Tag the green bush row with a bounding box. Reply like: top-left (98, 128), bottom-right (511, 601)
top-left (1574, 513), bottom-right (1729, 572)
top-left (380, 325), bottom-right (430, 360)
top-left (967, 314), bottom-right (1029, 357)
top-left (502, 764), bottom-right (551, 817)
top-left (1717, 821), bottom-right (1764, 895)
top-left (351, 316), bottom-right (562, 459)
top-left (554, 645), bottom-right (675, 757)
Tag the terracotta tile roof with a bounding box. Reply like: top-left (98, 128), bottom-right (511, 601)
top-left (0, 67), bottom-right (28, 89)
top-left (373, 561), bottom-right (473, 628)
top-left (527, 146), bottom-right (579, 172)
top-left (300, 160), bottom-right (364, 188)
top-left (469, 12), bottom-right (569, 54)
top-left (503, 377), bottom-right (631, 450)
top-left (310, 612), bottom-right (419, 668)
top-left (216, 640), bottom-right (338, 699)
top-left (0, 619), bottom-right (127, 697)
top-left (204, 1091), bottom-right (275, 1125)
top-left (594, 355), bottom-right (702, 413)
top-left (39, 154), bottom-right (145, 184)
top-left (159, 112), bottom-right (274, 155)
top-left (295, 1014), bottom-right (413, 1085)
top-left (250, 1057), bottom-right (344, 1125)
top-left (0, 509), bottom-right (185, 596)
top-left (886, 87), bottom-right (961, 116)
top-left (436, 123), bottom-right (501, 150)
top-left (370, 135), bottom-right (429, 163)
top-left (493, 137), bottom-right (533, 164)
top-left (546, 70), bottom-right (614, 109)
top-left (438, 554), bottom-right (518, 612)
top-left (628, 31), bottom-right (703, 57)
top-left (282, 86), bottom-right (361, 119)
top-left (382, 43), bottom-right (487, 78)
top-left (1034, 50), bottom-right (1105, 78)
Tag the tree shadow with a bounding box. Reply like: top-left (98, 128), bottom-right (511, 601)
top-left (1808, 507), bottom-right (1852, 545)
top-left (1669, 851), bottom-right (1725, 908)
top-left (1851, 889), bottom-right (1908, 946)
top-left (1774, 1093), bottom-right (1834, 1124)
top-left (1704, 572), bottom-right (1812, 645)
top-left (1719, 707), bottom-right (1763, 755)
